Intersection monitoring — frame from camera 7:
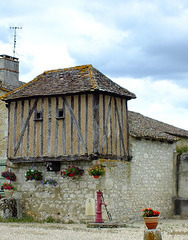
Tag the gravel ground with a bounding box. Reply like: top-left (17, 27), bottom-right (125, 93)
top-left (1, 219), bottom-right (188, 240)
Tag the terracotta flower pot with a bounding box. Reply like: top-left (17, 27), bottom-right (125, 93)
top-left (144, 217), bottom-right (159, 229)
top-left (94, 175), bottom-right (100, 178)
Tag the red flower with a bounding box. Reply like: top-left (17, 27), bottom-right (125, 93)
top-left (142, 208), bottom-right (160, 217)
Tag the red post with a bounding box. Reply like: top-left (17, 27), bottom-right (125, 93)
top-left (95, 190), bottom-right (107, 223)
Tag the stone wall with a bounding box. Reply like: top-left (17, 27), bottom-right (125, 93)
top-left (6, 137), bottom-right (176, 223)
top-left (128, 137), bottom-right (176, 218)
top-left (0, 89), bottom-right (8, 160)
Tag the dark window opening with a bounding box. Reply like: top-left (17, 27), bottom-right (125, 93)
top-left (46, 161), bottom-right (61, 171)
top-left (34, 111), bottom-right (43, 121)
top-left (57, 109), bottom-right (64, 119)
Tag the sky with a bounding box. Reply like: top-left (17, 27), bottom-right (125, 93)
top-left (0, 0), bottom-right (188, 130)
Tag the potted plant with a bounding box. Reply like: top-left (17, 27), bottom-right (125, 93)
top-left (25, 169), bottom-right (43, 181)
top-left (87, 162), bottom-right (106, 178)
top-left (1, 170), bottom-right (16, 181)
top-left (41, 178), bottom-right (58, 186)
top-left (142, 208), bottom-right (160, 229)
top-left (1, 183), bottom-right (15, 198)
top-left (61, 165), bottom-right (84, 178)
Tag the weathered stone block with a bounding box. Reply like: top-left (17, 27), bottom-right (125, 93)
top-left (144, 229), bottom-right (162, 240)
top-left (0, 197), bottom-right (22, 219)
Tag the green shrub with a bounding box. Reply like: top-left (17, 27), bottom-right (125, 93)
top-left (176, 145), bottom-right (188, 155)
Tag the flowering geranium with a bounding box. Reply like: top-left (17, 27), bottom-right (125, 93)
top-left (1, 183), bottom-right (15, 190)
top-left (1, 171), bottom-right (16, 181)
top-left (61, 165), bottom-right (84, 178)
top-left (25, 169), bottom-right (43, 181)
top-left (87, 162), bottom-right (106, 177)
top-left (142, 208), bottom-right (160, 217)
top-left (42, 178), bottom-right (58, 186)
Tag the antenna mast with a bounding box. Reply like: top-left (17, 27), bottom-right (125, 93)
top-left (10, 26), bottom-right (22, 57)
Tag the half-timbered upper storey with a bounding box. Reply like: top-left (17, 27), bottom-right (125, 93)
top-left (1, 65), bottom-right (136, 162)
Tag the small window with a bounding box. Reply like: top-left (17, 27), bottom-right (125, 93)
top-left (34, 110), bottom-right (43, 121)
top-left (56, 109), bottom-right (64, 119)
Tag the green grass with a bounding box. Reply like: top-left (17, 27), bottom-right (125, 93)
top-left (0, 215), bottom-right (73, 224)
top-left (45, 216), bottom-right (61, 223)
top-left (0, 215), bottom-right (35, 223)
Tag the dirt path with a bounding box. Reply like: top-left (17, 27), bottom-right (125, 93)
top-left (1, 219), bottom-right (188, 240)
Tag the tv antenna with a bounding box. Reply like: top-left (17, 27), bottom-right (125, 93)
top-left (10, 26), bottom-right (22, 57)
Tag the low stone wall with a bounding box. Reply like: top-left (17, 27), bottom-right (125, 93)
top-left (5, 138), bottom-right (176, 222)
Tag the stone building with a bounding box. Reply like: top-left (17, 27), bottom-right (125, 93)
top-left (0, 54), bottom-right (24, 194)
top-left (1, 64), bottom-right (188, 222)
top-left (128, 111), bottom-right (188, 219)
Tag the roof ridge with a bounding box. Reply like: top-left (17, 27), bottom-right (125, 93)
top-left (88, 65), bottom-right (98, 90)
top-left (44, 64), bottom-right (93, 75)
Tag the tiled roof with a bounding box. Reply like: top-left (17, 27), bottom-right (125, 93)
top-left (1, 65), bottom-right (136, 101)
top-left (0, 81), bottom-right (24, 92)
top-left (128, 111), bottom-right (188, 143)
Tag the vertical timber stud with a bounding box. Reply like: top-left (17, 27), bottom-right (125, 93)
top-left (51, 97), bottom-right (56, 156)
top-left (85, 94), bottom-right (88, 154)
top-left (41, 98), bottom-right (44, 156)
top-left (9, 102), bottom-right (15, 158)
top-left (62, 97), bottom-right (66, 155)
top-left (93, 93), bottom-right (100, 156)
top-left (13, 101), bottom-right (17, 156)
top-left (22, 100), bottom-right (28, 157)
top-left (125, 100), bottom-right (129, 159)
top-left (48, 98), bottom-right (52, 156)
top-left (55, 97), bottom-right (59, 156)
top-left (26, 100), bottom-right (30, 158)
top-left (7, 102), bottom-right (10, 158)
top-left (78, 95), bottom-right (81, 155)
top-left (71, 96), bottom-right (74, 155)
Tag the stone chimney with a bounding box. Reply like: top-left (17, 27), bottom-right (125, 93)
top-left (0, 54), bottom-right (20, 89)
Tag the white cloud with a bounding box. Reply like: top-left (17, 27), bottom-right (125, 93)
top-left (113, 76), bottom-right (188, 130)
top-left (0, 41), bottom-right (12, 55)
top-left (19, 43), bottom-right (75, 82)
top-left (0, 0), bottom-right (188, 131)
